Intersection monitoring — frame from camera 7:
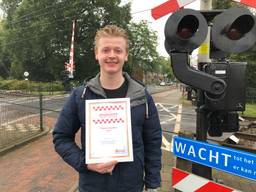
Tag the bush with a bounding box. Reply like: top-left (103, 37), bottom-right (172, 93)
top-left (246, 87), bottom-right (256, 103)
top-left (0, 79), bottom-right (64, 92)
top-left (0, 80), bottom-right (17, 90)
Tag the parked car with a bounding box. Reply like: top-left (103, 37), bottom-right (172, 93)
top-left (166, 81), bottom-right (173, 86)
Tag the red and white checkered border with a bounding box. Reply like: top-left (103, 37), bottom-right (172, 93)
top-left (93, 118), bottom-right (124, 124)
top-left (93, 105), bottom-right (124, 111)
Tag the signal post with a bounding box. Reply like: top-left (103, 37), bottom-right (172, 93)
top-left (193, 0), bottom-right (213, 179)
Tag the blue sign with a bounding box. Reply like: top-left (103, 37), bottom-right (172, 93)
top-left (173, 136), bottom-right (256, 181)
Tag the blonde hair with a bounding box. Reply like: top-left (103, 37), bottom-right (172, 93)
top-left (94, 25), bottom-right (129, 51)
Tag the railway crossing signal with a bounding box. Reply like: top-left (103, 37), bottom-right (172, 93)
top-left (151, 0), bottom-right (256, 186)
top-left (164, 7), bottom-right (256, 136)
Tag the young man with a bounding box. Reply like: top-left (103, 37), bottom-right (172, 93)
top-left (53, 25), bottom-right (162, 192)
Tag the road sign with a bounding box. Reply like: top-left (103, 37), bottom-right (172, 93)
top-left (172, 167), bottom-right (241, 192)
top-left (24, 71), bottom-right (29, 77)
top-left (173, 136), bottom-right (256, 181)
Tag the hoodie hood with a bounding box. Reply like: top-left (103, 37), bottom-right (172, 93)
top-left (86, 72), bottom-right (147, 107)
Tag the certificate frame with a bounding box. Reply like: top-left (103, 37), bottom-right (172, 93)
top-left (85, 98), bottom-right (133, 164)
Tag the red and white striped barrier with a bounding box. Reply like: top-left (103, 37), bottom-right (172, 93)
top-left (172, 167), bottom-right (241, 192)
top-left (232, 0), bottom-right (256, 8)
top-left (151, 0), bottom-right (256, 20)
top-left (151, 0), bottom-right (196, 19)
top-left (65, 20), bottom-right (76, 78)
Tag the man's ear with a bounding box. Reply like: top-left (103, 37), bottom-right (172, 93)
top-left (125, 52), bottom-right (128, 61)
top-left (94, 48), bottom-right (98, 60)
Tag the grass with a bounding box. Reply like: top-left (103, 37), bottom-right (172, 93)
top-left (180, 96), bottom-right (256, 118)
top-left (242, 103), bottom-right (256, 118)
top-left (180, 96), bottom-right (193, 107)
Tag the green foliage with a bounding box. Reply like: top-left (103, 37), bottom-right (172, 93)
top-left (212, 0), bottom-right (234, 9)
top-left (246, 87), bottom-right (256, 103)
top-left (0, 79), bottom-right (17, 89)
top-left (0, 79), bottom-right (64, 92)
top-left (9, 57), bottom-right (24, 79)
top-left (246, 64), bottom-right (256, 89)
top-left (231, 48), bottom-right (256, 89)
top-left (127, 21), bottom-right (159, 75)
top-left (243, 104), bottom-right (256, 117)
top-left (0, 0), bottom-right (165, 83)
top-left (0, 20), bottom-right (11, 78)
top-left (155, 56), bottom-right (173, 79)
top-left (0, 0), bottom-right (132, 81)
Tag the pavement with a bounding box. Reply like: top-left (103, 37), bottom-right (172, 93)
top-left (0, 133), bottom-right (78, 192)
top-left (0, 87), bottom-right (255, 192)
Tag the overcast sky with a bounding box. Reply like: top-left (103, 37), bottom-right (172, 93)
top-left (124, 0), bottom-right (200, 57)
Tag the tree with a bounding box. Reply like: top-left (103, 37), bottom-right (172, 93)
top-left (126, 20), bottom-right (159, 80)
top-left (0, 0), bottom-right (22, 21)
top-left (212, 0), bottom-right (233, 9)
top-left (156, 56), bottom-right (173, 80)
top-left (0, 0), bottom-right (132, 81)
top-left (0, 20), bottom-right (11, 78)
top-left (0, 0), bottom-right (164, 83)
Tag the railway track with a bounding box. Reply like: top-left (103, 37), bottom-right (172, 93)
top-left (222, 118), bottom-right (256, 153)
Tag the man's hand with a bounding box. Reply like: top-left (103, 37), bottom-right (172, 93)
top-left (87, 160), bottom-right (117, 174)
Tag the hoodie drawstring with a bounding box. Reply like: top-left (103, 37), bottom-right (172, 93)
top-left (145, 95), bottom-right (149, 119)
top-left (81, 85), bottom-right (87, 99)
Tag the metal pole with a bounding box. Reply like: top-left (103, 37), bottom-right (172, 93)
top-left (39, 94), bottom-right (43, 131)
top-left (192, 0), bottom-right (213, 180)
top-left (198, 0), bottom-right (212, 63)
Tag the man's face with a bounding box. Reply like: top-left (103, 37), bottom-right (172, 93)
top-left (95, 37), bottom-right (128, 76)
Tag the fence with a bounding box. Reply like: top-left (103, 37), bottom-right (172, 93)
top-left (0, 90), bottom-right (69, 152)
top-left (0, 91), bottom-right (45, 151)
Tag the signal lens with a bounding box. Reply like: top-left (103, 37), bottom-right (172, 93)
top-left (177, 15), bottom-right (199, 39)
top-left (226, 15), bottom-right (254, 40)
top-left (226, 29), bottom-right (242, 40)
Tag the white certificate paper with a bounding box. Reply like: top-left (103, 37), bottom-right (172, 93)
top-left (85, 98), bottom-right (133, 164)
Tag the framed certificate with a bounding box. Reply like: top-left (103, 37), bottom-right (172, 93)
top-left (85, 98), bottom-right (133, 164)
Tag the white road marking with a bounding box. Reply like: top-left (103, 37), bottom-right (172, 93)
top-left (174, 104), bottom-right (182, 133)
top-left (161, 135), bottom-right (172, 151)
top-left (157, 103), bottom-right (179, 152)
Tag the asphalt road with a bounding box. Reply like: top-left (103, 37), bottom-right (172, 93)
top-left (152, 88), bottom-right (197, 144)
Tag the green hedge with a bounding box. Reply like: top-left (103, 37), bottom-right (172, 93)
top-left (0, 79), bottom-right (64, 92)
